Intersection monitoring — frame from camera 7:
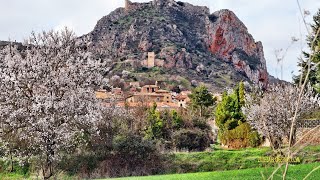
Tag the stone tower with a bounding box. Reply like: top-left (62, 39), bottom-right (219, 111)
top-left (124, 0), bottom-right (132, 11)
top-left (147, 52), bottom-right (155, 68)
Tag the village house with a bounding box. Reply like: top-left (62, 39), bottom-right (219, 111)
top-left (95, 88), bottom-right (126, 107)
top-left (95, 89), bottom-right (109, 99)
top-left (175, 91), bottom-right (191, 108)
top-left (175, 94), bottom-right (190, 108)
top-left (126, 84), bottom-right (172, 104)
top-left (125, 81), bottom-right (180, 109)
top-left (141, 84), bottom-right (159, 93)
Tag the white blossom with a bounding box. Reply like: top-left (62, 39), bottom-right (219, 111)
top-left (243, 84), bottom-right (320, 149)
top-left (0, 29), bottom-right (106, 178)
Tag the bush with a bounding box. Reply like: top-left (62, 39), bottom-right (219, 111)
top-left (109, 133), bottom-right (166, 177)
top-left (58, 153), bottom-right (102, 178)
top-left (219, 123), bottom-right (261, 149)
top-left (192, 117), bottom-right (211, 131)
top-left (59, 133), bottom-right (166, 178)
top-left (173, 129), bottom-right (211, 152)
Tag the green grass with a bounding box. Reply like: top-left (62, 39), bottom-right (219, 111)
top-left (0, 173), bottom-right (27, 180)
top-left (108, 162), bottom-right (320, 180)
top-left (0, 172), bottom-right (76, 180)
top-left (168, 145), bottom-right (320, 173)
top-left (1, 146), bottom-right (319, 179)
top-left (168, 147), bottom-right (270, 173)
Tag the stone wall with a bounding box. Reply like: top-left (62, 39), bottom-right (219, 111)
top-left (297, 120), bottom-right (320, 128)
top-left (296, 120), bottom-right (320, 145)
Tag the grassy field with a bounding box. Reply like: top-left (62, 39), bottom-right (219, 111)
top-left (0, 146), bottom-right (319, 179)
top-left (168, 145), bottom-right (320, 173)
top-left (109, 162), bottom-right (320, 180)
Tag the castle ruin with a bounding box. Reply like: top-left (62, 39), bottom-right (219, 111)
top-left (124, 0), bottom-right (132, 11)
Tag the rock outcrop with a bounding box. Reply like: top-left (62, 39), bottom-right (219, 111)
top-left (206, 9), bottom-right (268, 88)
top-left (82, 0), bottom-right (269, 90)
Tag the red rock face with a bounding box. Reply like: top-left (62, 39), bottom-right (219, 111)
top-left (206, 9), bottom-right (268, 88)
top-left (209, 27), bottom-right (226, 56)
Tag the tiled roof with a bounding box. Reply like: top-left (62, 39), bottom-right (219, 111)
top-left (175, 95), bottom-right (188, 100)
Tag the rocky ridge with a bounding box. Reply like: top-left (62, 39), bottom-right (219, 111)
top-left (81, 0), bottom-right (268, 91)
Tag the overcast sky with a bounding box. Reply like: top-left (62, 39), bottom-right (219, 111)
top-left (1, 0), bottom-right (319, 81)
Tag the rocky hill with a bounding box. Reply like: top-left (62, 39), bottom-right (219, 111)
top-left (83, 0), bottom-right (268, 91)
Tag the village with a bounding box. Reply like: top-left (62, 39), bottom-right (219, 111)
top-left (95, 51), bottom-right (220, 110)
top-left (95, 81), bottom-right (192, 110)
top-left (96, 51), bottom-right (192, 110)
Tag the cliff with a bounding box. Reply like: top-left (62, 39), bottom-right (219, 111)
top-left (80, 0), bottom-right (269, 91)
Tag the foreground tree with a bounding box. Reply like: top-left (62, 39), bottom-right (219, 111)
top-left (294, 9), bottom-right (320, 92)
top-left (0, 29), bottom-right (105, 179)
top-left (244, 84), bottom-right (320, 149)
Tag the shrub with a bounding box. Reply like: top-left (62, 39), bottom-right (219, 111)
top-left (59, 133), bottom-right (166, 178)
top-left (192, 117), bottom-right (211, 131)
top-left (219, 123), bottom-right (261, 149)
top-left (109, 133), bottom-right (165, 177)
top-left (173, 129), bottom-right (211, 152)
top-left (58, 153), bottom-right (102, 178)
top-left (172, 110), bottom-right (184, 129)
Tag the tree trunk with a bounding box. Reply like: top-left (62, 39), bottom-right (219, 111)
top-left (43, 161), bottom-right (53, 180)
top-left (289, 127), bottom-right (297, 146)
top-left (43, 144), bottom-right (54, 179)
top-left (270, 136), bottom-right (281, 150)
top-left (9, 151), bottom-right (13, 172)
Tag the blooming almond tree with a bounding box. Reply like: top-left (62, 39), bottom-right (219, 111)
top-left (243, 84), bottom-right (320, 150)
top-left (0, 29), bottom-right (106, 179)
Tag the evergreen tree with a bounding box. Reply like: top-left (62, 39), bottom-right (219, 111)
top-left (215, 85), bottom-right (244, 130)
top-left (214, 82), bottom-right (260, 148)
top-left (172, 110), bottom-right (183, 129)
top-left (145, 102), bottom-right (164, 139)
top-left (189, 84), bottom-right (215, 117)
top-left (294, 9), bottom-right (320, 92)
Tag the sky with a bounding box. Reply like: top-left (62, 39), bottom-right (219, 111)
top-left (1, 0), bottom-right (319, 82)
